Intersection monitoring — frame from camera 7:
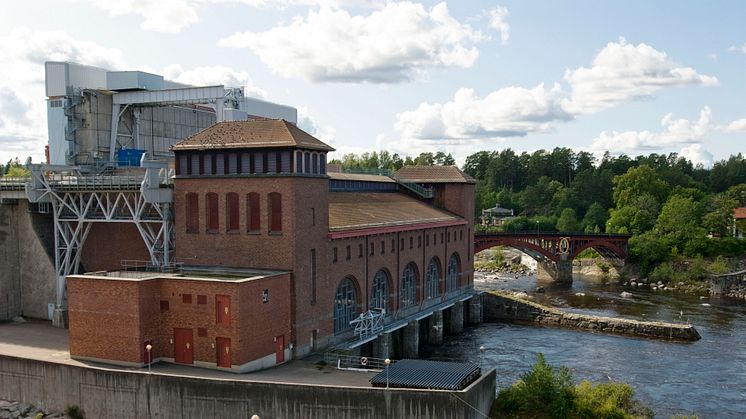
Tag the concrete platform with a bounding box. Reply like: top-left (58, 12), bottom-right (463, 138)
top-left (0, 319), bottom-right (376, 388)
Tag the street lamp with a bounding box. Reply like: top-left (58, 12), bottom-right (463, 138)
top-left (479, 346), bottom-right (485, 370)
top-left (536, 220), bottom-right (540, 237)
top-left (384, 358), bottom-right (391, 389)
top-left (145, 344), bottom-right (153, 374)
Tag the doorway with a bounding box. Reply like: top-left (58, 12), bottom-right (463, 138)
top-left (174, 328), bottom-right (194, 364)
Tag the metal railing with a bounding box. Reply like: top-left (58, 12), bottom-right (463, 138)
top-left (323, 351), bottom-right (396, 370)
top-left (0, 177), bottom-right (30, 191)
top-left (396, 181), bottom-right (434, 199)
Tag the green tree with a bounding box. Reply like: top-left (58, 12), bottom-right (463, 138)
top-left (582, 203), bottom-right (608, 232)
top-left (606, 194), bottom-right (659, 234)
top-left (556, 208), bottom-right (580, 232)
top-left (520, 176), bottom-right (563, 216)
top-left (612, 165), bottom-right (669, 208)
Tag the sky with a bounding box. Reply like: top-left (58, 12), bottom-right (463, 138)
top-left (0, 0), bottom-right (745, 167)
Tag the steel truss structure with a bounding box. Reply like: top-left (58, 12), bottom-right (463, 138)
top-left (26, 159), bottom-right (173, 309)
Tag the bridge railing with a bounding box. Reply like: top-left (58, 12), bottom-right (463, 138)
top-left (475, 230), bottom-right (631, 238)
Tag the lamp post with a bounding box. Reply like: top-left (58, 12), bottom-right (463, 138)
top-left (145, 344), bottom-right (152, 374)
top-left (479, 345), bottom-right (485, 370)
top-left (536, 220), bottom-right (540, 237)
top-left (384, 358), bottom-right (391, 389)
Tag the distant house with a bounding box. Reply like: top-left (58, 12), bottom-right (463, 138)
top-left (481, 204), bottom-right (514, 227)
top-left (735, 207), bottom-right (746, 239)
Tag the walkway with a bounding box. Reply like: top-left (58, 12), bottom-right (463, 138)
top-left (0, 320), bottom-right (376, 388)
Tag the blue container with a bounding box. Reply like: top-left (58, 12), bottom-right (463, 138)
top-left (117, 149), bottom-right (146, 167)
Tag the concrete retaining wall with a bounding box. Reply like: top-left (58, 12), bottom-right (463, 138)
top-left (0, 355), bottom-right (496, 419)
top-left (0, 201), bottom-right (56, 321)
top-left (483, 292), bottom-right (700, 341)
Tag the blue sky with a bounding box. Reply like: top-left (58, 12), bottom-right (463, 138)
top-left (1, 1), bottom-right (745, 166)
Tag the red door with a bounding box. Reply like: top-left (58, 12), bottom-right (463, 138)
top-left (174, 328), bottom-right (194, 365)
top-left (216, 337), bottom-right (231, 368)
top-left (275, 335), bottom-right (285, 363)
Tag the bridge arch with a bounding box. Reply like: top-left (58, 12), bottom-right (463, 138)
top-left (474, 232), bottom-right (630, 264)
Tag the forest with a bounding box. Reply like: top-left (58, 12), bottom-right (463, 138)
top-left (331, 149), bottom-right (746, 277)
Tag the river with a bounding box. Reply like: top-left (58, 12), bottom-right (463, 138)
top-left (421, 273), bottom-right (746, 418)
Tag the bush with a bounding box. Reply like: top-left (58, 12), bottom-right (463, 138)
top-left (492, 354), bottom-right (653, 419)
top-left (649, 262), bottom-right (674, 284)
top-left (65, 405), bottom-right (85, 419)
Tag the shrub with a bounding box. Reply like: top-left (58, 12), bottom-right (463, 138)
top-left (65, 405), bottom-right (85, 419)
top-left (649, 262), bottom-right (674, 284)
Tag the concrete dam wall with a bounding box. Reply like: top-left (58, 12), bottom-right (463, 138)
top-left (0, 200), bottom-right (56, 321)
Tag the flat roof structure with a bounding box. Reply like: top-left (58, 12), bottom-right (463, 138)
top-left (80, 265), bottom-right (288, 283)
top-left (393, 166), bottom-right (476, 184)
top-left (370, 359), bottom-right (481, 390)
top-left (327, 172), bottom-right (396, 183)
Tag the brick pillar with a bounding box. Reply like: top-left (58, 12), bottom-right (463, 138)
top-left (401, 320), bottom-right (419, 358)
top-left (373, 332), bottom-right (392, 360)
top-left (467, 294), bottom-right (483, 324)
top-left (428, 310), bottom-right (444, 345)
top-left (448, 301), bottom-right (464, 334)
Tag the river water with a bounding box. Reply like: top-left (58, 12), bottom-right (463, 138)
top-left (421, 273), bottom-right (746, 418)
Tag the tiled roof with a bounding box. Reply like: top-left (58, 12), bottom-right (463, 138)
top-left (734, 207), bottom-right (746, 219)
top-left (171, 119), bottom-right (334, 152)
top-left (327, 172), bottom-right (396, 183)
top-left (393, 166), bottom-right (475, 184)
top-left (329, 192), bottom-right (461, 231)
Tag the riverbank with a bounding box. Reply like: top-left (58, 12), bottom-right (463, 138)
top-left (0, 398), bottom-right (66, 418)
top-left (482, 291), bottom-right (701, 341)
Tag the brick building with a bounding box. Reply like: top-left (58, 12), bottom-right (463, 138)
top-left (67, 119), bottom-right (480, 372)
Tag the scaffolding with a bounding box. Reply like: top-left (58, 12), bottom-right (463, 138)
top-left (25, 158), bottom-right (174, 318)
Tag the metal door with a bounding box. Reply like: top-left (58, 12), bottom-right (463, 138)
top-left (216, 337), bottom-right (231, 368)
top-left (174, 328), bottom-right (193, 364)
top-left (275, 335), bottom-right (285, 363)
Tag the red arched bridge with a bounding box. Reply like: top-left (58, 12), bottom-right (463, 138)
top-left (474, 231), bottom-right (631, 282)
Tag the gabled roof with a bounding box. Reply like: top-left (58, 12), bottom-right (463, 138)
top-left (327, 172), bottom-right (396, 183)
top-left (734, 207), bottom-right (746, 220)
top-left (171, 119), bottom-right (334, 152)
top-left (393, 165), bottom-right (475, 184)
top-left (329, 192), bottom-right (461, 231)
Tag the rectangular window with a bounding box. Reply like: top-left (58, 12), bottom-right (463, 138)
top-left (346, 245), bottom-right (351, 260)
top-left (370, 242), bottom-right (374, 256)
top-left (182, 294), bottom-right (192, 304)
top-left (401, 238), bottom-right (404, 249)
top-left (441, 232), bottom-right (444, 244)
top-left (333, 247), bottom-right (338, 262)
top-left (426, 234), bottom-right (429, 246)
top-left (216, 295), bottom-right (231, 325)
top-left (197, 295), bottom-right (207, 305)
top-left (448, 231), bottom-right (451, 242)
top-left (226, 193), bottom-right (239, 233)
top-left (381, 240), bottom-right (385, 255)
top-left (186, 193), bottom-right (199, 233)
top-left (206, 193), bottom-right (219, 233)
top-left (460, 230), bottom-right (464, 241)
top-left (247, 193), bottom-right (260, 233)
top-left (391, 239), bottom-right (395, 253)
top-left (409, 237), bottom-right (413, 249)
top-left (311, 249), bottom-right (317, 304)
top-left (418, 236), bottom-right (422, 248)
top-left (269, 192), bottom-right (282, 233)
top-left (359, 244), bottom-right (363, 258)
top-left (160, 300), bottom-right (169, 311)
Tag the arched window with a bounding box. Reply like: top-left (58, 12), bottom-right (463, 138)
top-left (447, 253), bottom-right (460, 293)
top-left (206, 193), bottom-right (219, 233)
top-left (312, 153), bottom-right (319, 174)
top-left (185, 193), bottom-right (199, 233)
top-left (370, 269), bottom-right (390, 313)
top-left (226, 193), bottom-right (239, 232)
top-left (400, 262), bottom-right (418, 308)
top-left (246, 192), bottom-right (260, 233)
top-left (333, 277), bottom-right (358, 334)
top-left (425, 257), bottom-right (441, 300)
top-left (269, 192), bottom-right (282, 233)
top-left (304, 152), bottom-right (311, 174)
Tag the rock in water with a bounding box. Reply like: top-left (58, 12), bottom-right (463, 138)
top-left (620, 291), bottom-right (633, 298)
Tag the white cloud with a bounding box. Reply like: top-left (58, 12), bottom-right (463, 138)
top-left (564, 38), bottom-right (718, 114)
top-left (587, 107), bottom-right (714, 156)
top-left (73, 0), bottom-right (199, 33)
top-left (724, 118), bottom-right (746, 133)
top-left (679, 144), bottom-right (714, 167)
top-left (161, 64), bottom-right (268, 98)
top-left (728, 42), bottom-right (746, 54)
top-left (396, 83), bottom-right (570, 141)
top-left (218, 1), bottom-right (485, 83)
top-left (487, 6), bottom-right (510, 45)
top-left (0, 27), bottom-right (127, 163)
top-left (297, 107), bottom-right (337, 145)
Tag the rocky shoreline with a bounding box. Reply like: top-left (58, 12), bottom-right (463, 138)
top-left (482, 291), bottom-right (701, 341)
top-left (0, 399), bottom-right (67, 419)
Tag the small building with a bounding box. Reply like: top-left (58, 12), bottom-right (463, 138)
top-left (480, 204), bottom-right (514, 227)
top-left (734, 207), bottom-right (746, 239)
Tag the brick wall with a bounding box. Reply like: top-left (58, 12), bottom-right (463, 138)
top-left (68, 273), bottom-right (292, 368)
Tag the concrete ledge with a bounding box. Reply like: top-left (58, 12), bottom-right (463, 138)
top-left (0, 354), bottom-right (497, 419)
top-left (483, 291), bottom-right (701, 341)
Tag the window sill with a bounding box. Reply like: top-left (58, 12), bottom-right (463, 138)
top-left (247, 230), bottom-right (261, 235)
top-left (226, 230), bottom-right (240, 235)
top-left (268, 231), bottom-right (283, 236)
top-left (206, 230), bottom-right (218, 234)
